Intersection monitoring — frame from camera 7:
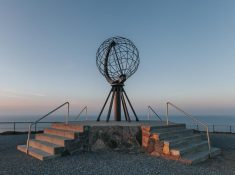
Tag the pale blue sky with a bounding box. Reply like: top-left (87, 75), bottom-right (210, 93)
top-left (0, 0), bottom-right (235, 117)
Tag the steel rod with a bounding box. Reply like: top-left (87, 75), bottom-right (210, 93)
top-left (121, 93), bottom-right (128, 121)
top-left (97, 88), bottom-right (113, 121)
top-left (113, 46), bottom-right (124, 75)
top-left (106, 90), bottom-right (115, 122)
top-left (123, 89), bottom-right (139, 121)
top-left (75, 106), bottom-right (88, 121)
top-left (148, 106), bottom-right (162, 121)
top-left (121, 91), bottom-right (131, 122)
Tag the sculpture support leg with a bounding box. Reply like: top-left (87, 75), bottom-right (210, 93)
top-left (97, 87), bottom-right (113, 121)
top-left (106, 90), bottom-right (115, 122)
top-left (121, 92), bottom-right (127, 121)
top-left (123, 89), bottom-right (139, 121)
top-left (97, 85), bottom-right (139, 122)
top-left (121, 91), bottom-right (131, 122)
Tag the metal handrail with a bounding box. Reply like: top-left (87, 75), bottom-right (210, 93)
top-left (147, 106), bottom-right (162, 121)
top-left (26, 102), bottom-right (70, 154)
top-left (166, 101), bottom-right (211, 157)
top-left (74, 106), bottom-right (88, 121)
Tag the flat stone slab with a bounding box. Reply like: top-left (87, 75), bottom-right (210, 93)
top-left (67, 120), bottom-right (176, 127)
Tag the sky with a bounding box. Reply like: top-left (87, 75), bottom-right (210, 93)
top-left (0, 0), bottom-right (235, 118)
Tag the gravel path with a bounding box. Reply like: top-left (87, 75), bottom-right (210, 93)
top-left (0, 134), bottom-right (234, 175)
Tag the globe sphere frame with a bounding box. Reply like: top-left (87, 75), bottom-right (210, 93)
top-left (96, 36), bottom-right (140, 85)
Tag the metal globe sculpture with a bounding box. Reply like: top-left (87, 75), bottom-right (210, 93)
top-left (96, 36), bottom-right (140, 85)
top-left (97, 36), bottom-right (139, 122)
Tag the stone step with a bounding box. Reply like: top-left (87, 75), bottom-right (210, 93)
top-left (180, 147), bottom-right (221, 165)
top-left (152, 129), bottom-right (194, 140)
top-left (150, 125), bottom-right (186, 133)
top-left (17, 145), bottom-right (59, 161)
top-left (163, 135), bottom-right (202, 154)
top-left (44, 128), bottom-right (78, 139)
top-left (170, 141), bottom-right (208, 157)
top-left (147, 124), bottom-right (186, 132)
top-left (51, 123), bottom-right (84, 132)
top-left (29, 139), bottom-right (64, 154)
top-left (164, 134), bottom-right (202, 148)
top-left (35, 134), bottom-right (73, 146)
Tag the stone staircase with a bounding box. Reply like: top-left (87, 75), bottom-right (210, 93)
top-left (17, 122), bottom-right (221, 164)
top-left (142, 123), bottom-right (221, 164)
top-left (17, 123), bottom-right (85, 161)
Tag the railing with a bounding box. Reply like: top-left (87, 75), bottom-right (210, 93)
top-left (26, 102), bottom-right (70, 154)
top-left (188, 124), bottom-right (235, 133)
top-left (147, 106), bottom-right (162, 121)
top-left (0, 122), bottom-right (56, 134)
top-left (74, 106), bottom-right (88, 121)
top-left (1, 122), bottom-right (234, 134)
top-left (166, 102), bottom-right (211, 157)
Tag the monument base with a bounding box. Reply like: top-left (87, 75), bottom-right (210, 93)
top-left (61, 121), bottom-right (166, 153)
top-left (17, 121), bottom-right (221, 164)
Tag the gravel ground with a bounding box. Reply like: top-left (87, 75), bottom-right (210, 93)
top-left (0, 134), bottom-right (234, 175)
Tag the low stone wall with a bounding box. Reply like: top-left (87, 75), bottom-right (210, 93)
top-left (88, 126), bottom-right (142, 153)
top-left (68, 125), bottom-right (142, 154)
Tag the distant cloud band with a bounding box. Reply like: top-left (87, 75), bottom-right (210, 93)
top-left (0, 88), bottom-right (46, 98)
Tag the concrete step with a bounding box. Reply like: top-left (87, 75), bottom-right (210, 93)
top-left (149, 124), bottom-right (186, 132)
top-left (170, 140), bottom-right (208, 157)
top-left (164, 134), bottom-right (202, 148)
top-left (152, 129), bottom-right (194, 140)
top-left (29, 139), bottom-right (64, 154)
top-left (180, 147), bottom-right (221, 164)
top-left (17, 145), bottom-right (59, 161)
top-left (35, 134), bottom-right (73, 146)
top-left (44, 128), bottom-right (78, 139)
top-left (51, 123), bottom-right (84, 132)
top-left (150, 125), bottom-right (186, 133)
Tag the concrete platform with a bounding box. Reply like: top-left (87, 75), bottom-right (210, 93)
top-left (17, 120), bottom-right (221, 164)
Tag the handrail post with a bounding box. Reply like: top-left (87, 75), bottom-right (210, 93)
top-left (26, 124), bottom-right (32, 154)
top-left (206, 127), bottom-right (211, 157)
top-left (86, 106), bottom-right (88, 121)
top-left (13, 122), bottom-right (16, 134)
top-left (166, 102), bottom-right (169, 125)
top-left (148, 106), bottom-right (150, 120)
top-left (66, 102), bottom-right (69, 124)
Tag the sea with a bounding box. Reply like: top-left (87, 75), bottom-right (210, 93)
top-left (0, 115), bottom-right (235, 133)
